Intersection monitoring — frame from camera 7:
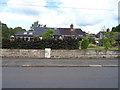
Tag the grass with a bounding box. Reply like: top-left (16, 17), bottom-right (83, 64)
top-left (87, 46), bottom-right (119, 50)
top-left (87, 46), bottom-right (104, 50)
top-left (79, 44), bottom-right (119, 50)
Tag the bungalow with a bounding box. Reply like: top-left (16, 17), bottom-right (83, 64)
top-left (15, 24), bottom-right (86, 41)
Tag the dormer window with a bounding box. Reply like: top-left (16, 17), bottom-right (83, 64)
top-left (24, 32), bottom-right (27, 35)
top-left (29, 32), bottom-right (33, 35)
top-left (79, 35), bottom-right (83, 37)
top-left (54, 28), bottom-right (57, 30)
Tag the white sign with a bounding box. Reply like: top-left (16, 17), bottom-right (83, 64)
top-left (45, 48), bottom-right (51, 58)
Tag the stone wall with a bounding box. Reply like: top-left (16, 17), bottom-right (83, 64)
top-left (1, 49), bottom-right (45, 58)
top-left (0, 49), bottom-right (120, 59)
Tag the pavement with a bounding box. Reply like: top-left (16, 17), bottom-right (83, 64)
top-left (2, 58), bottom-right (119, 67)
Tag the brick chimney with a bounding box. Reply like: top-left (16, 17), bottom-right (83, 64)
top-left (70, 24), bottom-right (74, 31)
top-left (70, 24), bottom-right (73, 29)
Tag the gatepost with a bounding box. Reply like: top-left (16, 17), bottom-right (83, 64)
top-left (45, 48), bottom-right (51, 58)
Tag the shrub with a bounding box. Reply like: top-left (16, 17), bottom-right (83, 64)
top-left (81, 37), bottom-right (89, 49)
top-left (42, 29), bottom-right (54, 39)
top-left (89, 38), bottom-right (96, 44)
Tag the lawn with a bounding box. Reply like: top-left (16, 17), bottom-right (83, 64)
top-left (87, 46), bottom-right (119, 50)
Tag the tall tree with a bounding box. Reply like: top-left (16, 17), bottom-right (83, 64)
top-left (0, 22), bottom-right (2, 48)
top-left (30, 21), bottom-right (43, 31)
top-left (1, 22), bottom-right (26, 39)
top-left (112, 24), bottom-right (120, 32)
top-left (2, 23), bottom-right (10, 39)
top-left (14, 27), bottom-right (26, 32)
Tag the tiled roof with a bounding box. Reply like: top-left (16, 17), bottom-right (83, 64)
top-left (74, 29), bottom-right (86, 37)
top-left (59, 28), bottom-right (72, 35)
top-left (15, 27), bottom-right (61, 36)
top-left (15, 27), bottom-right (86, 37)
top-left (58, 28), bottom-right (86, 37)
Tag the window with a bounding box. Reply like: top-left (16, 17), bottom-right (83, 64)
top-left (79, 35), bottom-right (83, 37)
top-left (24, 32), bottom-right (27, 35)
top-left (29, 32), bottom-right (33, 35)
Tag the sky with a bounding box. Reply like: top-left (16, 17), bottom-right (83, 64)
top-left (0, 0), bottom-right (119, 34)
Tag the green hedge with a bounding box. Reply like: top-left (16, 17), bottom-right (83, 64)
top-left (2, 38), bottom-right (80, 49)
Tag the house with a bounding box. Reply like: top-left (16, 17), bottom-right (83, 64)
top-left (15, 24), bottom-right (86, 41)
top-left (96, 31), bottom-right (120, 46)
top-left (96, 31), bottom-right (104, 39)
top-left (114, 32), bottom-right (120, 47)
top-left (95, 31), bottom-right (105, 46)
top-left (58, 24), bottom-right (86, 39)
top-left (114, 32), bottom-right (120, 41)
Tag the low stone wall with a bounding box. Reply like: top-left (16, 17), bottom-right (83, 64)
top-left (0, 49), bottom-right (120, 59)
top-left (51, 50), bottom-right (120, 59)
top-left (0, 49), bottom-right (45, 59)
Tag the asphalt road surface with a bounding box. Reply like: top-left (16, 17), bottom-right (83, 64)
top-left (2, 67), bottom-right (118, 88)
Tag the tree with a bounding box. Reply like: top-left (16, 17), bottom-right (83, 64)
top-left (1, 22), bottom-right (26, 39)
top-left (42, 29), bottom-right (54, 39)
top-left (99, 32), bottom-right (115, 49)
top-left (30, 21), bottom-right (43, 31)
top-left (9, 27), bottom-right (26, 37)
top-left (2, 23), bottom-right (10, 39)
top-left (101, 26), bottom-right (107, 32)
top-left (14, 27), bottom-right (26, 32)
top-left (112, 24), bottom-right (120, 32)
top-left (9, 28), bottom-right (14, 36)
top-left (0, 22), bottom-right (2, 48)
top-left (81, 37), bottom-right (89, 49)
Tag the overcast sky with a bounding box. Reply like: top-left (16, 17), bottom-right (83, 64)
top-left (0, 0), bottom-right (119, 34)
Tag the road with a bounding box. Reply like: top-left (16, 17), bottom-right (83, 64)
top-left (2, 67), bottom-right (118, 88)
top-left (2, 58), bottom-right (119, 88)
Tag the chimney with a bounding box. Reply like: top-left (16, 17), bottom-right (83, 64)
top-left (106, 28), bottom-right (110, 32)
top-left (70, 24), bottom-right (74, 31)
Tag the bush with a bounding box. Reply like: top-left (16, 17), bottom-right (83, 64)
top-left (81, 38), bottom-right (89, 49)
top-left (89, 38), bottom-right (96, 44)
top-left (2, 38), bottom-right (80, 50)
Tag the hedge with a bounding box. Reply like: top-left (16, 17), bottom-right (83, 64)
top-left (2, 38), bottom-right (80, 50)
